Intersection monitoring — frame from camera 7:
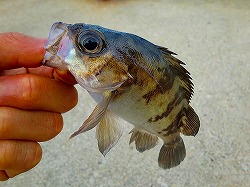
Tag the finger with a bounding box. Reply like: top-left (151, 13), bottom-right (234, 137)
top-left (28, 67), bottom-right (77, 85)
top-left (0, 170), bottom-right (9, 181)
top-left (0, 107), bottom-right (63, 141)
top-left (0, 67), bottom-right (29, 76)
top-left (0, 33), bottom-right (46, 70)
top-left (54, 69), bottom-right (77, 85)
top-left (0, 140), bottom-right (42, 179)
top-left (0, 67), bottom-right (77, 85)
top-left (0, 66), bottom-right (54, 78)
top-left (0, 74), bottom-right (78, 113)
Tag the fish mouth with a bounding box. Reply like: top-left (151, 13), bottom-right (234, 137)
top-left (43, 22), bottom-right (70, 55)
top-left (42, 52), bottom-right (68, 70)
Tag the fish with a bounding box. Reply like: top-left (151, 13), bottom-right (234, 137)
top-left (42, 22), bottom-right (200, 169)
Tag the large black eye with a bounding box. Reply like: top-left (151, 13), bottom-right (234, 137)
top-left (77, 30), bottom-right (105, 54)
top-left (82, 37), bottom-right (98, 51)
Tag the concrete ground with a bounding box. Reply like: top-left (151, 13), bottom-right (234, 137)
top-left (0, 0), bottom-right (249, 186)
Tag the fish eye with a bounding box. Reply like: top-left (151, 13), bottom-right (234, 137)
top-left (82, 37), bottom-right (98, 51)
top-left (77, 31), bottom-right (105, 54)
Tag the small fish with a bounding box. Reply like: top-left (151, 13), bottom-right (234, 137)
top-left (43, 22), bottom-right (200, 169)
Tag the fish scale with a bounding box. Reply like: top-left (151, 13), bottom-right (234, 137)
top-left (43, 22), bottom-right (200, 169)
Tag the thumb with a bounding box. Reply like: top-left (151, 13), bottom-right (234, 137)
top-left (0, 32), bottom-right (46, 70)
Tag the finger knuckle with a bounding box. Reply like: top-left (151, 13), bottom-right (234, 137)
top-left (19, 75), bottom-right (37, 103)
top-left (0, 108), bottom-right (12, 138)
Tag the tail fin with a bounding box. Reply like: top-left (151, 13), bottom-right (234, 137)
top-left (180, 106), bottom-right (200, 136)
top-left (158, 136), bottom-right (186, 169)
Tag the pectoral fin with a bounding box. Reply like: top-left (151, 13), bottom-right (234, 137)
top-left (96, 111), bottom-right (123, 156)
top-left (129, 128), bottom-right (158, 152)
top-left (69, 95), bottom-right (112, 139)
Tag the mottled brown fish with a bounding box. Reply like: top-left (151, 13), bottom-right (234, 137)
top-left (43, 22), bottom-right (200, 169)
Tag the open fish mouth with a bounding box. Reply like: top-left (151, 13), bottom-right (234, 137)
top-left (42, 52), bottom-right (69, 70)
top-left (43, 22), bottom-right (69, 55)
top-left (42, 22), bottom-right (72, 70)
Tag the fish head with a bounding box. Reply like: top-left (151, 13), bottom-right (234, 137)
top-left (43, 22), bottom-right (130, 93)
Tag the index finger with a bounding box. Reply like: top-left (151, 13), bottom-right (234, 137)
top-left (0, 33), bottom-right (46, 70)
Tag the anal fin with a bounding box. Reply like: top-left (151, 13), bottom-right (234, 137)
top-left (129, 128), bottom-right (158, 152)
top-left (158, 136), bottom-right (186, 169)
top-left (96, 110), bottom-right (123, 156)
top-left (180, 106), bottom-right (200, 136)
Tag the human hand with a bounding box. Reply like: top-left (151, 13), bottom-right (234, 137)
top-left (0, 33), bottom-right (78, 181)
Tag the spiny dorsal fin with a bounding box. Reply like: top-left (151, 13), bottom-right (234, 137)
top-left (159, 46), bottom-right (194, 102)
top-left (129, 127), bottom-right (158, 152)
top-left (96, 110), bottom-right (123, 156)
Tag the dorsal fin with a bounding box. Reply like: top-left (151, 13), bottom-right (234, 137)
top-left (117, 45), bottom-right (194, 99)
top-left (159, 46), bottom-right (194, 102)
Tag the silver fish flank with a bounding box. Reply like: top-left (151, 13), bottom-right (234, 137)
top-left (43, 22), bottom-right (200, 169)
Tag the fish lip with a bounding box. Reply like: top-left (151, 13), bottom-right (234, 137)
top-left (83, 83), bottom-right (124, 93)
top-left (75, 75), bottom-right (125, 93)
top-left (42, 51), bottom-right (53, 66)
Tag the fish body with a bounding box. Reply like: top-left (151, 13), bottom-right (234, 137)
top-left (43, 22), bottom-right (200, 169)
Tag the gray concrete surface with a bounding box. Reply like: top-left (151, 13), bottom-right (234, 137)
top-left (0, 0), bottom-right (249, 186)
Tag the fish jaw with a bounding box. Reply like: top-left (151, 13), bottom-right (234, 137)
top-left (42, 22), bottom-right (102, 91)
top-left (74, 75), bottom-right (125, 93)
top-left (42, 22), bottom-right (130, 93)
top-left (42, 22), bottom-right (90, 74)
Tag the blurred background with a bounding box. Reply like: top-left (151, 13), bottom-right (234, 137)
top-left (0, 0), bottom-right (249, 186)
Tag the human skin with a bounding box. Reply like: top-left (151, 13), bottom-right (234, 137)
top-left (0, 33), bottom-right (78, 181)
